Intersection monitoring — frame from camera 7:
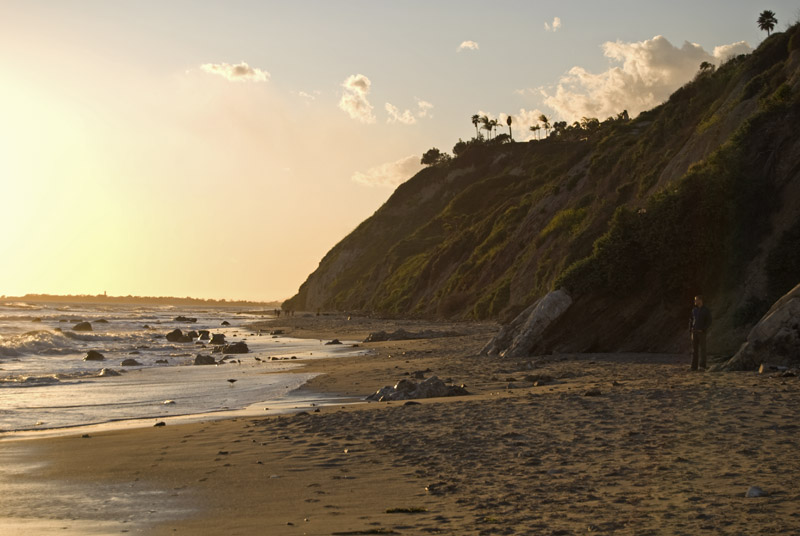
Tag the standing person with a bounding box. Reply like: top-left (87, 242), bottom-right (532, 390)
top-left (689, 295), bottom-right (712, 370)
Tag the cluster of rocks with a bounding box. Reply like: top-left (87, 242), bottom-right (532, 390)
top-left (366, 376), bottom-right (468, 402)
top-left (83, 351), bottom-right (141, 367)
top-left (166, 329), bottom-right (195, 343)
top-left (364, 328), bottom-right (462, 343)
top-left (481, 289), bottom-right (572, 357)
top-left (165, 329), bottom-right (230, 345)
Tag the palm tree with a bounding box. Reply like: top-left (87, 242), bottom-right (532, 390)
top-left (490, 118), bottom-right (499, 138)
top-left (506, 115), bottom-right (513, 140)
top-left (538, 114), bottom-right (551, 138)
top-left (758, 10), bottom-right (777, 36)
top-left (480, 115), bottom-right (493, 139)
top-left (471, 114), bottom-right (481, 138)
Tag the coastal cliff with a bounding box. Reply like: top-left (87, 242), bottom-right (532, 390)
top-left (285, 25), bottom-right (800, 355)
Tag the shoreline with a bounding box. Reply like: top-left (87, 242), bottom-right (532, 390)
top-left (2, 315), bottom-right (799, 535)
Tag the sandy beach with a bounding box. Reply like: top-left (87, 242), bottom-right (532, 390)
top-left (2, 314), bottom-right (799, 535)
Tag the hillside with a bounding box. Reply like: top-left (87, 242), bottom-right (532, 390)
top-left (285, 25), bottom-right (800, 355)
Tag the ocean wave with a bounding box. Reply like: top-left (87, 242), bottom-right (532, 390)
top-left (1, 302), bottom-right (42, 310)
top-left (0, 330), bottom-right (80, 356)
top-left (0, 374), bottom-right (61, 387)
top-left (62, 331), bottom-right (120, 343)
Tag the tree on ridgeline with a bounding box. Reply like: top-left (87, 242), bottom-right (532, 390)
top-left (506, 115), bottom-right (513, 140)
top-left (491, 118), bottom-right (499, 138)
top-left (758, 10), bottom-right (777, 36)
top-left (421, 147), bottom-right (450, 166)
top-left (529, 124), bottom-right (541, 140)
top-left (699, 61), bottom-right (715, 73)
top-left (539, 114), bottom-right (551, 138)
top-left (480, 115), bottom-right (493, 139)
top-left (471, 114), bottom-right (481, 137)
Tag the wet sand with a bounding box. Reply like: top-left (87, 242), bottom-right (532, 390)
top-left (2, 314), bottom-right (799, 535)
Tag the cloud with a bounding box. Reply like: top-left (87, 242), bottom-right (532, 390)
top-left (296, 90), bottom-right (320, 101)
top-left (713, 41), bottom-right (753, 61)
top-left (385, 99), bottom-right (434, 124)
top-left (459, 40), bottom-right (480, 51)
top-left (200, 61), bottom-right (270, 82)
top-left (416, 99), bottom-right (434, 118)
top-left (540, 36), bottom-right (752, 121)
top-left (339, 74), bottom-right (375, 123)
top-left (544, 17), bottom-right (561, 32)
top-left (386, 103), bottom-right (417, 124)
top-left (352, 155), bottom-right (423, 187)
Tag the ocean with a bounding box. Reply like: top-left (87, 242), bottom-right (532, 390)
top-left (0, 301), bottom-right (365, 434)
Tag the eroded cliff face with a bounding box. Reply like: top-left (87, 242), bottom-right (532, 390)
top-left (285, 26), bottom-right (800, 355)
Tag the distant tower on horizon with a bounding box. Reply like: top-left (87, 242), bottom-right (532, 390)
top-left (104, 290), bottom-right (107, 297)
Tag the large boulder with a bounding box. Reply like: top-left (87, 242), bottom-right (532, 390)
top-left (194, 354), bottom-right (216, 365)
top-left (481, 289), bottom-right (572, 358)
top-left (73, 321), bottom-right (93, 332)
top-left (222, 341), bottom-right (249, 354)
top-left (84, 350), bottom-right (105, 361)
top-left (715, 283), bottom-right (800, 371)
top-left (198, 330), bottom-right (211, 341)
top-left (366, 376), bottom-right (468, 402)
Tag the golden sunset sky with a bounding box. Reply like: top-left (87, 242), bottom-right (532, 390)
top-left (0, 1), bottom-right (793, 300)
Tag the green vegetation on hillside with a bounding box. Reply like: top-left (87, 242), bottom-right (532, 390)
top-left (285, 23), bottom-right (800, 352)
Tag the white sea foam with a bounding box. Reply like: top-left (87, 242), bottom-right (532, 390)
top-left (0, 302), bottom-right (368, 432)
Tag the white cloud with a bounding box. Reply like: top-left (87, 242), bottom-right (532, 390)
top-left (386, 103), bottom-right (417, 124)
top-left (459, 40), bottom-right (480, 51)
top-left (540, 36), bottom-right (752, 121)
top-left (296, 90), bottom-right (320, 101)
top-left (385, 99), bottom-right (434, 124)
top-left (416, 99), bottom-right (434, 118)
top-left (200, 61), bottom-right (270, 82)
top-left (713, 41), bottom-right (753, 61)
top-left (352, 155), bottom-right (423, 187)
top-left (544, 17), bottom-right (561, 32)
top-left (339, 74), bottom-right (375, 123)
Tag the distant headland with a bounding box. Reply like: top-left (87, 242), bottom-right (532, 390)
top-left (0, 293), bottom-right (281, 308)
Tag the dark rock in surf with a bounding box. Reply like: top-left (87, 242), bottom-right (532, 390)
top-left (210, 333), bottom-right (226, 345)
top-left (174, 316), bottom-right (197, 323)
top-left (84, 350), bottom-right (105, 361)
top-left (221, 320), bottom-right (231, 326)
top-left (194, 354), bottom-right (216, 365)
top-left (73, 322), bottom-right (93, 332)
top-left (198, 330), bottom-right (211, 340)
top-left (222, 341), bottom-right (249, 354)
top-left (166, 329), bottom-right (193, 343)
top-left (120, 358), bottom-right (141, 366)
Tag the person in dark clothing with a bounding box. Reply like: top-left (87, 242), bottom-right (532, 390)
top-left (689, 295), bottom-right (712, 370)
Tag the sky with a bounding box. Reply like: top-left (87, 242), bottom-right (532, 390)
top-left (0, 1), bottom-right (796, 301)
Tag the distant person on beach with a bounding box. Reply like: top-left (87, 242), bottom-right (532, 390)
top-left (689, 295), bottom-right (712, 371)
